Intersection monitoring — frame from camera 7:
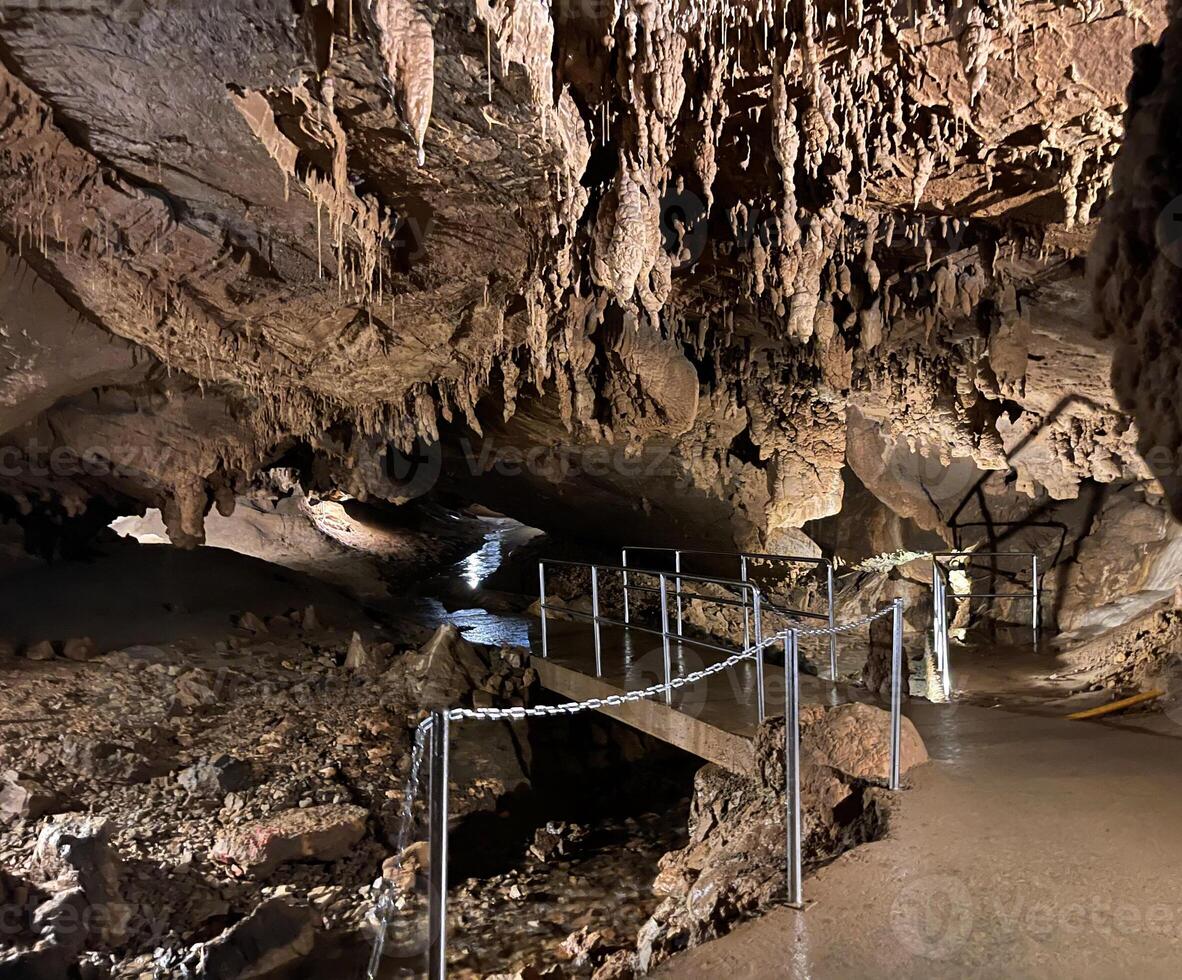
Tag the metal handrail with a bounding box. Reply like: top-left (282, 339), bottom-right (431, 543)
top-left (620, 547), bottom-right (839, 680)
top-left (538, 559), bottom-right (769, 721)
top-left (931, 551), bottom-right (1041, 698)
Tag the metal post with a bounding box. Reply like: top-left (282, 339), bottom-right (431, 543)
top-left (937, 570), bottom-right (950, 699)
top-left (826, 561), bottom-right (837, 682)
top-left (621, 549), bottom-right (630, 625)
top-left (930, 560), bottom-right (937, 668)
top-left (674, 550), bottom-right (684, 636)
top-left (427, 710), bottom-right (450, 980)
top-left (785, 629), bottom-right (803, 908)
top-left (538, 562), bottom-right (548, 659)
top-left (752, 590), bottom-right (765, 723)
top-left (591, 565), bottom-right (602, 677)
top-left (1031, 554), bottom-right (1040, 644)
top-left (740, 555), bottom-right (751, 650)
top-left (889, 598), bottom-right (903, 791)
top-left (659, 574), bottom-right (672, 705)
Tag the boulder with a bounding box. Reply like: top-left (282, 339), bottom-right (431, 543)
top-left (60, 735), bottom-right (171, 784)
top-left (177, 755), bottom-right (253, 796)
top-left (31, 886), bottom-right (90, 953)
top-left (636, 705), bottom-right (927, 971)
top-left (172, 668), bottom-right (221, 710)
top-left (409, 624), bottom-right (488, 706)
top-left (0, 771), bottom-right (60, 823)
top-left (804, 702), bottom-right (928, 784)
top-left (0, 940), bottom-right (77, 980)
top-left (0, 639), bottom-right (15, 659)
top-left (237, 611), bottom-right (268, 633)
top-left (211, 804), bottom-right (368, 878)
top-left (196, 898), bottom-right (318, 979)
top-left (592, 951), bottom-right (635, 980)
top-left (61, 637), bottom-right (98, 662)
top-left (558, 926), bottom-right (610, 968)
top-left (32, 814), bottom-right (128, 943)
top-left (24, 641), bottom-right (55, 661)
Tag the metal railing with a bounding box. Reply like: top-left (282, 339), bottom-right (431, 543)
top-left (620, 547), bottom-right (839, 680)
top-left (931, 551), bottom-right (1040, 698)
top-left (538, 558), bottom-right (769, 721)
top-left (374, 598), bottom-right (906, 979)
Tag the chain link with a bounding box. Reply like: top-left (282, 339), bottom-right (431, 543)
top-left (795, 602), bottom-right (897, 638)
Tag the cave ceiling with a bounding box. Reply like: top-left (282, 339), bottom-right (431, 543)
top-left (0, 0), bottom-right (1168, 549)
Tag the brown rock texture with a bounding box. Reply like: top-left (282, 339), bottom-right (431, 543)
top-left (1092, 4), bottom-right (1182, 520)
top-left (210, 803), bottom-right (368, 878)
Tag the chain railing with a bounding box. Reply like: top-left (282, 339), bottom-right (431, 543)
top-left (932, 551), bottom-right (1040, 698)
top-left (365, 599), bottom-right (906, 980)
top-left (539, 558), bottom-right (770, 721)
top-left (621, 547), bottom-right (839, 679)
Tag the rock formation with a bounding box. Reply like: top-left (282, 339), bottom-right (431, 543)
top-left (0, 0), bottom-right (1168, 565)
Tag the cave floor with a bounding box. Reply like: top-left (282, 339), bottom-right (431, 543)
top-left (656, 699), bottom-right (1182, 978)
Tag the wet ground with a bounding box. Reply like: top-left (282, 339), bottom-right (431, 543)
top-left (658, 698), bottom-right (1182, 978)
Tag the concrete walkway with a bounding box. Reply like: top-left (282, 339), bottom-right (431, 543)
top-left (658, 701), bottom-right (1182, 978)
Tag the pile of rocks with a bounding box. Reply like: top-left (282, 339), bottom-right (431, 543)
top-left (0, 611), bottom-right (537, 978)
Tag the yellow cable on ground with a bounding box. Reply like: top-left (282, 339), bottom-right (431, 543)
top-left (1065, 689), bottom-right (1164, 720)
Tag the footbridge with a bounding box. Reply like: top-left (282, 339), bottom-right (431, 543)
top-left (365, 548), bottom-right (907, 980)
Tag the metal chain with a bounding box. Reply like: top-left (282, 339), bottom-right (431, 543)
top-left (795, 602), bottom-right (896, 638)
top-left (448, 632), bottom-right (783, 724)
top-left (365, 602), bottom-right (897, 974)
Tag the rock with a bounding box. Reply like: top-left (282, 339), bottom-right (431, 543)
top-left (558, 926), bottom-right (609, 967)
top-left (381, 840), bottom-right (428, 895)
top-left (210, 803), bottom-right (368, 877)
top-left (177, 755), bottom-right (253, 796)
top-left (60, 637), bottom-right (98, 662)
top-left (60, 735), bottom-right (171, 784)
top-left (24, 640), bottom-right (55, 661)
top-left (0, 639), bottom-right (14, 659)
top-left (636, 706), bottom-right (928, 971)
top-left (301, 604), bottom-right (321, 631)
top-left (803, 702), bottom-right (928, 784)
top-left (196, 898), bottom-right (318, 979)
top-left (529, 822), bottom-right (586, 863)
top-left (237, 611), bottom-right (268, 633)
top-left (0, 771), bottom-right (60, 823)
top-left (410, 624), bottom-right (488, 706)
top-left (172, 668), bottom-right (220, 710)
top-left (0, 868), bottom-right (45, 941)
top-left (31, 886), bottom-right (90, 953)
top-left (0, 940), bottom-right (77, 980)
top-left (32, 814), bottom-right (128, 943)
top-left (344, 631), bottom-right (383, 673)
top-left (591, 951), bottom-right (635, 980)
